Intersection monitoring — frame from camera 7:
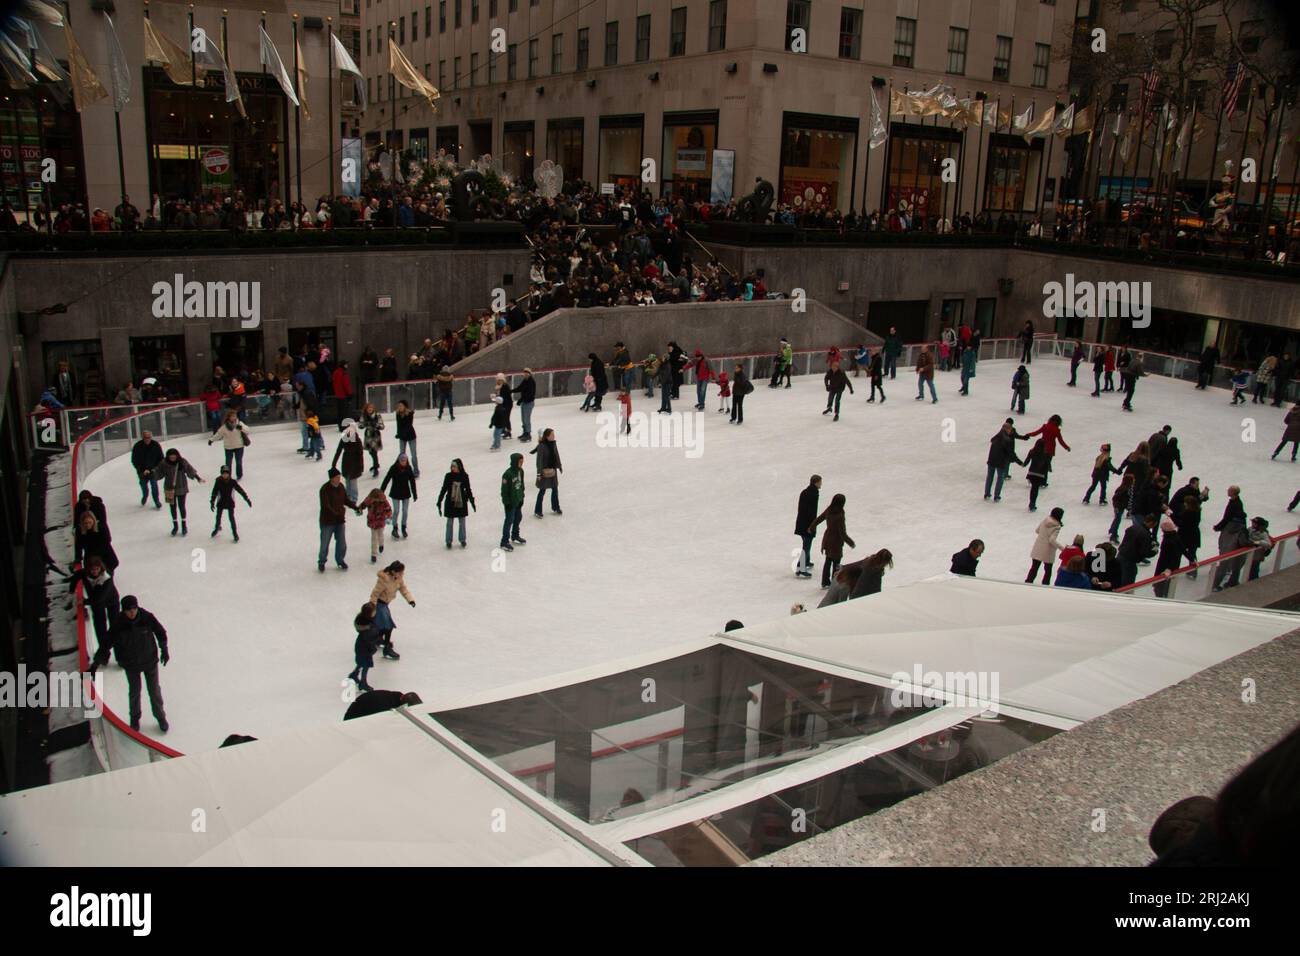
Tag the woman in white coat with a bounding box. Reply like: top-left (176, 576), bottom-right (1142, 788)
top-left (1026, 506), bottom-right (1065, 585)
top-left (208, 410), bottom-right (251, 479)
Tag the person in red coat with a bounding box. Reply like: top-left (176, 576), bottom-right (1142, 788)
top-left (1103, 347), bottom-right (1117, 392)
top-left (332, 360), bottom-right (355, 424)
top-left (1025, 414), bottom-right (1070, 486)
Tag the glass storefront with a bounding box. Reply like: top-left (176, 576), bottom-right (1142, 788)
top-left (598, 115), bottom-right (644, 189)
top-left (436, 125), bottom-right (459, 158)
top-left (779, 113), bottom-right (859, 213)
top-left (885, 123), bottom-right (961, 227)
top-left (210, 331), bottom-right (264, 378)
top-left (983, 133), bottom-right (1043, 213)
top-left (503, 121), bottom-right (535, 186)
top-left (145, 67), bottom-right (289, 204)
top-left (408, 128), bottom-right (430, 162)
top-left (546, 118), bottom-right (583, 182)
top-left (42, 340), bottom-right (104, 406)
top-left (661, 111), bottom-right (718, 202)
top-left (0, 94), bottom-right (83, 222)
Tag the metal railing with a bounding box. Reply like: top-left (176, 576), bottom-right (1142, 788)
top-left (363, 337), bottom-right (1039, 414)
top-left (1116, 528), bottom-right (1300, 601)
top-left (69, 403), bottom-right (206, 769)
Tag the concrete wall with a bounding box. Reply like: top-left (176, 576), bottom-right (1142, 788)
top-left (451, 299), bottom-right (878, 376)
top-left (15, 246), bottom-right (528, 397)
top-left (700, 243), bottom-right (1300, 342)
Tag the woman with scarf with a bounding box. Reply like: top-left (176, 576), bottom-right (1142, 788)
top-left (207, 410), bottom-right (251, 479)
top-left (159, 447), bottom-right (204, 537)
top-left (330, 418), bottom-right (366, 503)
top-left (436, 458), bottom-right (476, 548)
top-left (380, 453), bottom-right (418, 539)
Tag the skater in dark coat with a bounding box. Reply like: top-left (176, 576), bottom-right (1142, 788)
top-left (1118, 515), bottom-right (1158, 587)
top-left (823, 360), bottom-right (854, 420)
top-left (347, 603), bottom-right (382, 691)
top-left (66, 554), bottom-right (119, 660)
top-left (436, 458), bottom-right (476, 548)
top-left (159, 447), bottom-right (203, 537)
top-left (950, 540), bottom-right (984, 576)
top-left (851, 549), bottom-right (893, 597)
top-left (1270, 403), bottom-right (1300, 461)
top-left (794, 475), bottom-right (822, 578)
top-left (730, 363), bottom-right (751, 424)
top-left (656, 356), bottom-right (675, 413)
top-left (1123, 354), bottom-right (1145, 411)
top-left (530, 429), bottom-right (563, 517)
top-left (810, 493), bottom-right (855, 588)
top-left (380, 454), bottom-right (418, 538)
top-left (1196, 345), bottom-right (1220, 389)
top-left (1090, 350), bottom-right (1105, 396)
top-left (74, 510), bottom-right (119, 572)
top-left (330, 419), bottom-right (366, 502)
top-left (90, 595), bottom-right (169, 733)
top-left (131, 431), bottom-right (165, 507)
top-left (1010, 365), bottom-right (1030, 414)
top-left (1083, 444), bottom-right (1122, 505)
top-left (588, 354), bottom-right (608, 411)
top-left (985, 421), bottom-right (1023, 501)
top-left (489, 374), bottom-right (514, 450)
top-left (1211, 486), bottom-right (1248, 591)
top-left (209, 466), bottom-right (252, 541)
top-left (1152, 437), bottom-right (1183, 479)
top-left (1153, 514), bottom-right (1195, 597)
top-left (1025, 439), bottom-right (1052, 512)
top-left (867, 350), bottom-right (886, 403)
top-left (394, 400), bottom-right (419, 477)
top-left (75, 490), bottom-right (108, 532)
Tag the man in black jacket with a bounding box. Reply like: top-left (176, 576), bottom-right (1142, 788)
top-left (1196, 345), bottom-right (1220, 390)
top-left (823, 360), bottom-right (854, 421)
top-left (950, 540), bottom-right (984, 576)
top-left (1212, 486), bottom-right (1248, 591)
top-left (91, 595), bottom-right (169, 733)
top-left (985, 421), bottom-right (1023, 501)
top-left (512, 369), bottom-right (537, 443)
top-left (794, 475), bottom-right (822, 578)
top-left (1272, 352), bottom-right (1296, 407)
top-left (130, 430), bottom-right (165, 508)
top-left (1118, 516), bottom-right (1158, 587)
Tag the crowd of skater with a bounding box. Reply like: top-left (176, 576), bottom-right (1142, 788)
top-left (68, 318), bottom-right (1300, 741)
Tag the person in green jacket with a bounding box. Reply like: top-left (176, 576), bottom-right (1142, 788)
top-left (883, 328), bottom-right (903, 380)
top-left (959, 344), bottom-right (978, 396)
top-left (464, 314), bottom-right (482, 354)
top-left (780, 340), bottom-right (794, 388)
top-left (499, 452), bottom-right (527, 551)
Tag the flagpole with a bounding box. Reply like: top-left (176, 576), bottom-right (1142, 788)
top-left (1246, 89), bottom-right (1274, 240)
top-left (12, 86), bottom-right (32, 227)
top-left (878, 80), bottom-right (891, 214)
top-left (145, 2), bottom-right (164, 224)
top-left (1104, 108), bottom-right (1122, 239)
top-left (62, 0), bottom-right (91, 234)
top-left (972, 93), bottom-right (986, 217)
top-left (388, 20), bottom-right (396, 151)
top-left (31, 41), bottom-right (55, 233)
top-left (259, 11), bottom-right (272, 208)
top-left (1151, 104), bottom-right (1172, 248)
top-left (292, 13), bottom-right (302, 212)
top-left (1123, 106), bottom-right (1148, 251)
top-left (952, 91), bottom-right (968, 222)
top-left (1233, 80), bottom-right (1258, 237)
top-left (1176, 102), bottom-right (1197, 249)
top-left (189, 4), bottom-right (200, 203)
top-left (1283, 131), bottom-right (1300, 239)
top-left (1199, 82), bottom-right (1227, 254)
top-left (1258, 93), bottom-right (1287, 249)
top-left (327, 17), bottom-right (335, 198)
top-left (1036, 106), bottom-right (1055, 223)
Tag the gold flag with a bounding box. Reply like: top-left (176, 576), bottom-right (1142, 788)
top-left (296, 37), bottom-right (311, 121)
top-left (63, 21), bottom-right (107, 112)
top-left (389, 41), bottom-right (439, 108)
top-left (1022, 105), bottom-right (1056, 142)
top-left (890, 89), bottom-right (908, 115)
top-left (144, 17), bottom-right (199, 87)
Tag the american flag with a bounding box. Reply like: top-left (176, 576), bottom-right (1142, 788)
top-left (1223, 61), bottom-right (1246, 121)
top-left (1139, 67), bottom-right (1162, 118)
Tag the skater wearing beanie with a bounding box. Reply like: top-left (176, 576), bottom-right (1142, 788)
top-left (360, 488), bottom-right (392, 562)
top-left (348, 603), bottom-right (381, 691)
top-left (380, 453), bottom-right (418, 539)
top-left (160, 447), bottom-right (203, 537)
top-left (209, 466), bottom-right (251, 541)
top-left (330, 418), bottom-right (366, 502)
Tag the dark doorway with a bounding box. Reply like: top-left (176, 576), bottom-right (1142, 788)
top-left (867, 300), bottom-right (927, 343)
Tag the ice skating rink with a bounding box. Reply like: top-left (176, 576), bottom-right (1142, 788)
top-left (84, 357), bottom-right (1300, 753)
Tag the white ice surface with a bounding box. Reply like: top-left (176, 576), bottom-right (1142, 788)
top-left (85, 357), bottom-right (1300, 754)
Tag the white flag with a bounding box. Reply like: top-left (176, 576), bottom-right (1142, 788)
top-left (869, 88), bottom-right (887, 150)
top-left (103, 14), bottom-right (130, 112)
top-left (983, 99), bottom-right (999, 126)
top-left (331, 32), bottom-right (366, 111)
top-left (1013, 102), bottom-right (1033, 130)
top-left (1053, 102), bottom-right (1075, 134)
top-left (259, 25), bottom-right (299, 107)
top-left (1174, 108), bottom-right (1194, 167)
top-left (194, 25), bottom-right (247, 117)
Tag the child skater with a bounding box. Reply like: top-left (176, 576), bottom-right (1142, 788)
top-left (1083, 443), bottom-right (1122, 505)
top-left (717, 371), bottom-right (731, 413)
top-left (868, 349), bottom-right (886, 403)
top-left (305, 413), bottom-right (325, 460)
top-left (348, 602), bottom-right (381, 692)
top-left (1230, 368), bottom-right (1250, 405)
top-left (1011, 364), bottom-right (1030, 415)
top-left (361, 487), bottom-right (393, 563)
top-left (617, 387), bottom-right (633, 434)
top-left (209, 465), bottom-right (251, 541)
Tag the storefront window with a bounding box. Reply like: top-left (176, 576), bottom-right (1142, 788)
top-left (885, 123), bottom-right (961, 226)
top-left (661, 112), bottom-right (718, 202)
top-left (130, 336), bottom-right (187, 396)
top-left (779, 113), bottom-right (858, 213)
top-left (145, 67), bottom-right (288, 204)
top-left (43, 340), bottom-right (105, 406)
top-left (983, 135), bottom-right (1041, 213)
top-left (436, 125), bottom-right (459, 159)
top-left (598, 116), bottom-right (643, 189)
top-left (503, 122), bottom-right (535, 186)
top-left (408, 128), bottom-right (430, 162)
top-left (546, 119), bottom-right (583, 182)
top-left (0, 96), bottom-right (82, 222)
top-left (210, 331), bottom-right (264, 379)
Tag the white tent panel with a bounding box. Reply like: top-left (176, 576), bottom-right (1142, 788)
top-left (0, 711), bottom-right (611, 866)
top-left (726, 578), bottom-right (1296, 724)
